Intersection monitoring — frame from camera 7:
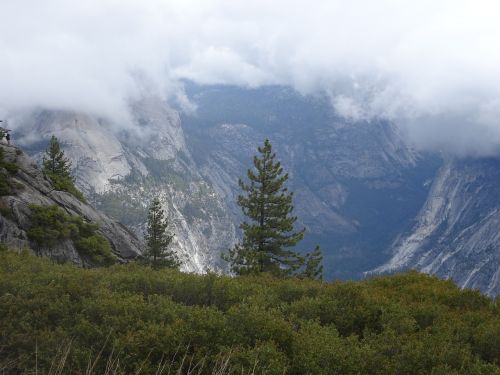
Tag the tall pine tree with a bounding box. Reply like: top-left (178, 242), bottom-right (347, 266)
top-left (145, 197), bottom-right (179, 269)
top-left (43, 136), bottom-right (73, 180)
top-left (42, 136), bottom-right (85, 201)
top-left (225, 139), bottom-right (305, 276)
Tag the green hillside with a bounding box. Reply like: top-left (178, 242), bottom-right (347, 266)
top-left (0, 250), bottom-right (499, 374)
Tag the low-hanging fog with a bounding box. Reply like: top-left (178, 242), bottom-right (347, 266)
top-left (1, 0), bottom-right (500, 156)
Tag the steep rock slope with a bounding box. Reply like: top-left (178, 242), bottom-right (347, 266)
top-left (15, 98), bottom-right (237, 272)
top-left (373, 158), bottom-right (500, 296)
top-left (0, 143), bottom-right (141, 265)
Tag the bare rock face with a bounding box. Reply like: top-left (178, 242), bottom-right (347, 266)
top-left (13, 98), bottom-right (238, 273)
top-left (0, 142), bottom-right (142, 265)
top-left (373, 159), bottom-right (500, 297)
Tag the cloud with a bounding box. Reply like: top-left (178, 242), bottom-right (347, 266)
top-left (1, 0), bottom-right (500, 155)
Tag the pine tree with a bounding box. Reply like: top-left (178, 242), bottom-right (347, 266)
top-left (145, 197), bottom-right (179, 269)
top-left (225, 139), bottom-right (305, 276)
top-left (303, 246), bottom-right (324, 280)
top-left (42, 136), bottom-right (73, 180)
top-left (42, 136), bottom-right (85, 202)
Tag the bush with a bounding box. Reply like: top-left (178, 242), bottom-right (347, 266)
top-left (0, 252), bottom-right (498, 374)
top-left (0, 147), bottom-right (21, 196)
top-left (0, 179), bottom-right (10, 196)
top-left (75, 235), bottom-right (115, 266)
top-left (27, 204), bottom-right (116, 266)
top-left (48, 173), bottom-right (86, 202)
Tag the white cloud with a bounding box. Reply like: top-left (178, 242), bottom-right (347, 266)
top-left (1, 0), bottom-right (500, 155)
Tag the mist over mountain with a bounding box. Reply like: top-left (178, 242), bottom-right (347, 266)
top-left (2, 1), bottom-right (500, 157)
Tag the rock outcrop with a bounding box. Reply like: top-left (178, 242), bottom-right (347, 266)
top-left (0, 142), bottom-right (142, 265)
top-left (372, 158), bottom-right (500, 296)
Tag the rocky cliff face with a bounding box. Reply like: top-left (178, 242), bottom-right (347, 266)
top-left (0, 142), bottom-right (141, 265)
top-left (372, 158), bottom-right (500, 296)
top-left (15, 97), bottom-right (237, 272)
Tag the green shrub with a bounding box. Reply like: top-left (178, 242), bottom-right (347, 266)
top-left (27, 204), bottom-right (115, 266)
top-left (75, 235), bottom-right (115, 266)
top-left (0, 147), bottom-right (20, 195)
top-left (0, 204), bottom-right (10, 218)
top-left (0, 251), bottom-right (498, 374)
top-left (3, 162), bottom-right (18, 175)
top-left (0, 179), bottom-right (10, 196)
top-left (0, 148), bottom-right (17, 175)
top-left (48, 173), bottom-right (86, 202)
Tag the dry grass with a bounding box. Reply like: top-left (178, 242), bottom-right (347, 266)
top-left (0, 341), bottom-right (265, 375)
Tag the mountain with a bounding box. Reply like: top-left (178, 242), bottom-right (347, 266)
top-left (12, 85), bottom-right (440, 279)
top-left (181, 84), bottom-right (440, 279)
top-left (372, 158), bottom-right (500, 296)
top-left (10, 84), bottom-right (498, 294)
top-left (14, 98), bottom-right (237, 272)
top-left (0, 142), bottom-right (141, 265)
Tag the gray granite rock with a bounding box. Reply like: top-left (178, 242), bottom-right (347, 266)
top-left (0, 142), bottom-right (142, 265)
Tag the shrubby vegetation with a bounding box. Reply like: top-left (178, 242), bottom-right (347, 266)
top-left (0, 147), bottom-right (19, 196)
top-left (27, 204), bottom-right (116, 266)
top-left (0, 251), bottom-right (498, 374)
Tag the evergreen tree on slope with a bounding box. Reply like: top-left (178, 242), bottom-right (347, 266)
top-left (225, 139), bottom-right (306, 276)
top-left (303, 245), bottom-right (324, 280)
top-left (145, 197), bottom-right (179, 269)
top-left (42, 136), bottom-right (85, 201)
top-left (43, 136), bottom-right (73, 178)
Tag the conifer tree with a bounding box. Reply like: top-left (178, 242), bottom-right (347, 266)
top-left (145, 198), bottom-right (179, 269)
top-left (303, 245), bottom-right (324, 280)
top-left (225, 139), bottom-right (305, 276)
top-left (43, 136), bottom-right (73, 180)
top-left (42, 136), bottom-right (85, 201)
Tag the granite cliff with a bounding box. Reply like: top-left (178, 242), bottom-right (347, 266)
top-left (373, 158), bottom-right (500, 296)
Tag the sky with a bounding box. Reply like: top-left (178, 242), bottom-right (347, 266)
top-left (1, 0), bottom-right (500, 156)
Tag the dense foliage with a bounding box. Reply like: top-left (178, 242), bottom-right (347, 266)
top-left (42, 135), bottom-right (86, 202)
top-left (144, 197), bottom-right (179, 269)
top-left (225, 139), bottom-right (322, 278)
top-left (0, 251), bottom-right (498, 374)
top-left (27, 204), bottom-right (116, 266)
top-left (0, 147), bottom-right (19, 195)
top-left (303, 245), bottom-right (324, 280)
